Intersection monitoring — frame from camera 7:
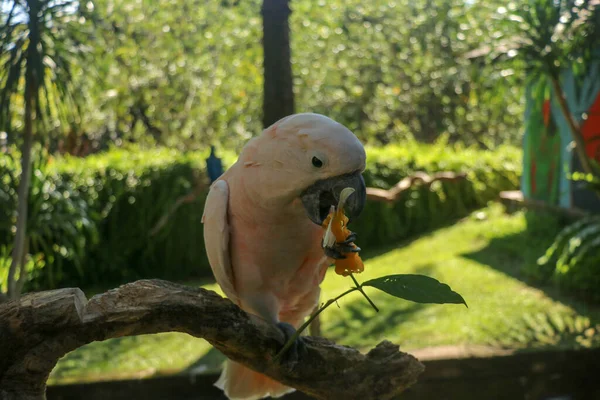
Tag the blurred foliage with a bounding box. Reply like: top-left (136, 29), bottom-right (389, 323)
top-left (0, 142), bottom-right (521, 290)
top-left (57, 0), bottom-right (265, 151)
top-left (3, 0), bottom-right (526, 151)
top-left (535, 216), bottom-right (600, 302)
top-left (486, 0), bottom-right (600, 79)
top-left (488, 0), bottom-right (600, 179)
top-left (291, 0), bottom-right (524, 147)
top-left (570, 167), bottom-right (600, 195)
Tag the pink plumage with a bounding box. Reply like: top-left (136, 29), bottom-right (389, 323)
top-left (202, 113), bottom-right (366, 399)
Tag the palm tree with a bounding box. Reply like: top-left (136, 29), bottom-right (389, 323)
top-left (0, 0), bottom-right (93, 299)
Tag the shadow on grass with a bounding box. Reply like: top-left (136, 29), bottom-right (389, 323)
top-left (50, 337), bottom-right (144, 382)
top-left (184, 347), bottom-right (227, 375)
top-left (343, 264), bottom-right (435, 343)
top-left (461, 211), bottom-right (598, 313)
top-left (461, 211), bottom-right (600, 352)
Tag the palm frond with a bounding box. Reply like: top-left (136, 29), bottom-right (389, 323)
top-left (0, 0), bottom-right (96, 140)
top-left (0, 38), bottom-right (26, 131)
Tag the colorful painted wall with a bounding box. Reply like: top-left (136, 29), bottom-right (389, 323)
top-left (521, 59), bottom-right (600, 212)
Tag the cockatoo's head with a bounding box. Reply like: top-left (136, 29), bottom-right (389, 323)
top-left (240, 113), bottom-right (367, 225)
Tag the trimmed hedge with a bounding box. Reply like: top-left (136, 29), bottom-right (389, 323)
top-left (0, 141), bottom-right (521, 290)
top-left (356, 140), bottom-right (521, 248)
top-left (45, 146), bottom-right (237, 288)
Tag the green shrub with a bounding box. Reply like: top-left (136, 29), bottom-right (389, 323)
top-left (537, 217), bottom-right (600, 302)
top-left (363, 139), bottom-right (521, 189)
top-left (0, 142), bottom-right (521, 291)
top-left (0, 148), bottom-right (98, 292)
top-left (43, 146), bottom-right (238, 288)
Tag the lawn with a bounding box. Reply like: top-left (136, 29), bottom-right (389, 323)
top-left (48, 203), bottom-right (600, 385)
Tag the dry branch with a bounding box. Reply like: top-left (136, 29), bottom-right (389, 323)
top-left (499, 190), bottom-right (589, 219)
top-left (0, 279), bottom-right (424, 400)
top-left (366, 171), bottom-right (467, 203)
top-left (149, 175), bottom-right (207, 237)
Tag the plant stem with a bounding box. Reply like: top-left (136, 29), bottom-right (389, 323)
top-left (350, 273), bottom-right (379, 312)
top-left (274, 287), bottom-right (358, 361)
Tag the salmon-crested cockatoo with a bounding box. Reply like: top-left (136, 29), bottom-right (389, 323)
top-left (202, 113), bottom-right (367, 400)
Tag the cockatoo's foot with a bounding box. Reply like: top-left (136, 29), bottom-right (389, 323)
top-left (276, 322), bottom-right (307, 366)
top-left (323, 231), bottom-right (360, 260)
top-left (342, 231), bottom-right (357, 244)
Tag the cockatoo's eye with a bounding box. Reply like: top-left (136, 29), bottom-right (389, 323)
top-left (310, 151), bottom-right (328, 169)
top-left (312, 156), bottom-right (323, 168)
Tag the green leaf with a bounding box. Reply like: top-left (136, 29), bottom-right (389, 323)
top-left (362, 274), bottom-right (467, 307)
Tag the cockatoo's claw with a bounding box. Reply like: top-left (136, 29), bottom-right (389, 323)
top-left (276, 322), bottom-right (307, 366)
top-left (324, 246), bottom-right (347, 259)
top-left (324, 237), bottom-right (360, 259)
top-left (338, 243), bottom-right (360, 253)
top-left (341, 232), bottom-right (357, 244)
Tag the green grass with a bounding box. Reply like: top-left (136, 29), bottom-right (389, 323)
top-left (48, 203), bottom-right (600, 385)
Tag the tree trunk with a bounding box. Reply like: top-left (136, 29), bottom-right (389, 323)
top-left (7, 2), bottom-right (40, 300)
top-left (261, 0), bottom-right (295, 128)
top-left (7, 72), bottom-right (35, 300)
top-left (15, 240), bottom-right (29, 296)
top-left (549, 74), bottom-right (597, 176)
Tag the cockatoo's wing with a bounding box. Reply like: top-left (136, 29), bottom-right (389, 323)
top-left (202, 180), bottom-right (239, 305)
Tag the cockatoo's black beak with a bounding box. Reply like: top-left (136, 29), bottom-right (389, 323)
top-left (300, 170), bottom-right (367, 226)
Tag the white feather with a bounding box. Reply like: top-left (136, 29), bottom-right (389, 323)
top-left (322, 187), bottom-right (356, 249)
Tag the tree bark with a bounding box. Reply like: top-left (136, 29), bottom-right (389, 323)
top-left (14, 240), bottom-right (30, 296)
top-left (499, 190), bottom-right (589, 219)
top-left (0, 279), bottom-right (424, 400)
top-left (261, 0), bottom-right (295, 128)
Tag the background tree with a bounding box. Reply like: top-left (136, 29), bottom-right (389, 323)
top-left (27, 0), bottom-right (521, 150)
top-left (261, 0), bottom-right (295, 127)
top-left (289, 0), bottom-right (523, 146)
top-left (0, 0), bottom-right (93, 299)
top-left (78, 0), bottom-right (263, 150)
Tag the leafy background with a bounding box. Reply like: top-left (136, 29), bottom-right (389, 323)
top-left (1, 0), bottom-right (525, 152)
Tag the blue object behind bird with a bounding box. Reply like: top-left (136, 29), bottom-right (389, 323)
top-left (206, 146), bottom-right (223, 183)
